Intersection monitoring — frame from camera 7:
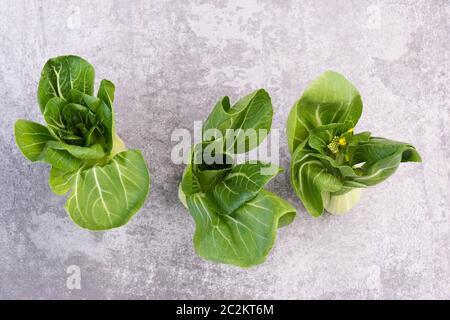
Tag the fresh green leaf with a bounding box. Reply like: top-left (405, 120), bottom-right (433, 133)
top-left (97, 79), bottom-right (116, 139)
top-left (97, 79), bottom-right (115, 109)
top-left (290, 147), bottom-right (342, 217)
top-left (49, 167), bottom-right (78, 195)
top-left (14, 120), bottom-right (54, 161)
top-left (180, 164), bottom-right (202, 196)
top-left (65, 150), bottom-right (150, 230)
top-left (187, 189), bottom-right (295, 267)
top-left (352, 137), bottom-right (421, 165)
top-left (203, 89), bottom-right (272, 153)
top-left (212, 162), bottom-right (282, 215)
top-left (42, 97), bottom-right (67, 137)
top-left (80, 94), bottom-right (114, 152)
top-left (287, 71), bottom-right (363, 154)
top-left (38, 55), bottom-right (95, 113)
top-left (191, 143), bottom-right (233, 192)
top-left (37, 145), bottom-right (83, 171)
top-left (44, 141), bottom-right (105, 160)
top-left (343, 138), bottom-right (421, 187)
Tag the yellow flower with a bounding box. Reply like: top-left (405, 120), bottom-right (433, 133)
top-left (338, 137), bottom-right (347, 146)
top-left (347, 128), bottom-right (354, 133)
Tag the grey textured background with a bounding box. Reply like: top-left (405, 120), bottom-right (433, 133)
top-left (0, 0), bottom-right (449, 299)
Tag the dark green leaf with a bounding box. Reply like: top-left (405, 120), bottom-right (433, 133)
top-left (97, 79), bottom-right (115, 109)
top-left (37, 55), bottom-right (94, 113)
top-left (180, 164), bottom-right (202, 196)
top-left (212, 162), bottom-right (281, 215)
top-left (344, 137), bottom-right (422, 187)
top-left (203, 89), bottom-right (273, 153)
top-left (187, 189), bottom-right (295, 267)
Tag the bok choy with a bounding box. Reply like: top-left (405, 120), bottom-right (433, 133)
top-left (15, 55), bottom-right (150, 230)
top-left (287, 71), bottom-right (421, 216)
top-left (179, 89), bottom-right (296, 267)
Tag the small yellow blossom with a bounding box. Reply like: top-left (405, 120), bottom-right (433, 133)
top-left (338, 137), bottom-right (347, 146)
top-left (347, 128), bottom-right (354, 133)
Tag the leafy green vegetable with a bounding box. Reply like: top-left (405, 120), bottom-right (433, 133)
top-left (287, 71), bottom-right (421, 216)
top-left (15, 55), bottom-right (150, 230)
top-left (179, 90), bottom-right (296, 267)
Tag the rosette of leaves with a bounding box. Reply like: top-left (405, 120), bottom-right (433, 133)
top-left (287, 71), bottom-right (421, 216)
top-left (14, 55), bottom-right (150, 230)
top-left (179, 89), bottom-right (296, 267)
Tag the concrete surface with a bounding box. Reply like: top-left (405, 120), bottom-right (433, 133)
top-left (0, 0), bottom-right (449, 299)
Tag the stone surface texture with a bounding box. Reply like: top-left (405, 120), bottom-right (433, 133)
top-left (0, 0), bottom-right (449, 299)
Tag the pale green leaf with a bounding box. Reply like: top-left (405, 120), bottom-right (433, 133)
top-left (14, 120), bottom-right (54, 161)
top-left (37, 145), bottom-right (83, 171)
top-left (44, 141), bottom-right (105, 160)
top-left (287, 71), bottom-right (362, 154)
top-left (290, 147), bottom-right (342, 217)
top-left (65, 150), bottom-right (150, 230)
top-left (49, 167), bottom-right (77, 195)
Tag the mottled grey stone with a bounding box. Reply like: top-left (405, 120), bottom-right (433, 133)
top-left (0, 0), bottom-right (448, 299)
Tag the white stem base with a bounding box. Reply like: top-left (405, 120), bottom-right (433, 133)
top-left (108, 134), bottom-right (127, 160)
top-left (178, 183), bottom-right (188, 208)
top-left (324, 189), bottom-right (362, 215)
